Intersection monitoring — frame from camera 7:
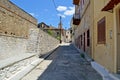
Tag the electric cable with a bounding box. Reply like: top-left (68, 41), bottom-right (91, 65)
top-left (52, 0), bottom-right (59, 13)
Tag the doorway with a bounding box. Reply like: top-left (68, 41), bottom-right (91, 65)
top-left (83, 33), bottom-right (85, 51)
top-left (116, 9), bottom-right (120, 73)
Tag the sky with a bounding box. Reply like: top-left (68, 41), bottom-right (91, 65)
top-left (10, 0), bottom-right (74, 29)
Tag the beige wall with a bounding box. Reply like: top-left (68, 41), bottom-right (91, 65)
top-left (93, 0), bottom-right (115, 73)
top-left (0, 0), bottom-right (37, 38)
top-left (73, 0), bottom-right (119, 73)
top-left (114, 3), bottom-right (120, 73)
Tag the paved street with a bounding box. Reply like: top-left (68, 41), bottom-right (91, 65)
top-left (22, 44), bottom-right (102, 80)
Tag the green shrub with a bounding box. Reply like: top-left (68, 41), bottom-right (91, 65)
top-left (81, 53), bottom-right (85, 58)
top-left (56, 36), bottom-right (61, 40)
top-left (47, 30), bottom-right (53, 35)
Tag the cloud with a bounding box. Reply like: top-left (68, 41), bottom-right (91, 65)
top-left (57, 6), bottom-right (67, 12)
top-left (29, 13), bottom-right (38, 17)
top-left (64, 7), bottom-right (75, 16)
top-left (57, 14), bottom-right (66, 18)
top-left (57, 6), bottom-right (75, 18)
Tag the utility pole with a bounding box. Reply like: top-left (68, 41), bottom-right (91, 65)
top-left (59, 16), bottom-right (62, 43)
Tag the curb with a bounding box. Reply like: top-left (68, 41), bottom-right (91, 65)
top-left (8, 59), bottom-right (43, 80)
top-left (109, 74), bottom-right (120, 80)
top-left (72, 44), bottom-right (120, 80)
top-left (8, 45), bottom-right (59, 80)
top-left (91, 62), bottom-right (114, 80)
top-left (72, 43), bottom-right (92, 62)
top-left (42, 45), bottom-right (59, 59)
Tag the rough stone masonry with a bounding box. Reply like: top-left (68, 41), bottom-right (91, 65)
top-left (0, 0), bottom-right (59, 80)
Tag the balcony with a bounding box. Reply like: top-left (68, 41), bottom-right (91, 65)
top-left (73, 0), bottom-right (80, 5)
top-left (73, 13), bottom-right (81, 25)
top-left (73, 17), bottom-right (81, 25)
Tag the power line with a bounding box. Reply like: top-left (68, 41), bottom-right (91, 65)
top-left (52, 0), bottom-right (63, 28)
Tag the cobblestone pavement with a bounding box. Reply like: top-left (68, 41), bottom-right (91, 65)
top-left (22, 44), bottom-right (103, 80)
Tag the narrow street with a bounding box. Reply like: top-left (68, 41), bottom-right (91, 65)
top-left (22, 43), bottom-right (102, 80)
top-left (1, 0), bottom-right (120, 80)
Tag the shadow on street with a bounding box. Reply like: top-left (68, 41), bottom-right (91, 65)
top-left (36, 44), bottom-right (102, 80)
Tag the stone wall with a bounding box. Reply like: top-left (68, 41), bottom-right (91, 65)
top-left (27, 28), bottom-right (59, 56)
top-left (0, 28), bottom-right (59, 80)
top-left (0, 0), bottom-right (37, 38)
top-left (0, 0), bottom-right (59, 79)
top-left (27, 28), bottom-right (39, 53)
top-left (37, 29), bottom-right (59, 56)
top-left (0, 36), bottom-right (27, 60)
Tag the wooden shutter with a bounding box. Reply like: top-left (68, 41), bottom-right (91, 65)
top-left (97, 17), bottom-right (106, 44)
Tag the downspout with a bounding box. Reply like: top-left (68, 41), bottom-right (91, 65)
top-left (92, 0), bottom-right (95, 59)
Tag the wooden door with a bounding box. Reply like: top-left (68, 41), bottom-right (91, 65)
top-left (84, 33), bottom-right (85, 51)
top-left (117, 9), bottom-right (120, 73)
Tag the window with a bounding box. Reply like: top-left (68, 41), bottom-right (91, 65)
top-left (66, 36), bottom-right (68, 38)
top-left (81, 35), bottom-right (82, 46)
top-left (57, 32), bottom-right (59, 35)
top-left (87, 30), bottom-right (90, 46)
top-left (97, 17), bottom-right (106, 44)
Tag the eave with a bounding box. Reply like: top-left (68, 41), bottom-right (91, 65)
top-left (102, 0), bottom-right (120, 11)
top-left (73, 0), bottom-right (80, 5)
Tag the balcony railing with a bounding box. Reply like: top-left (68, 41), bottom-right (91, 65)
top-left (73, 0), bottom-right (80, 5)
top-left (73, 13), bottom-right (81, 25)
top-left (73, 17), bottom-right (81, 25)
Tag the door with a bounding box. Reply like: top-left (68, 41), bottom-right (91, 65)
top-left (84, 33), bottom-right (85, 51)
top-left (117, 9), bottom-right (120, 73)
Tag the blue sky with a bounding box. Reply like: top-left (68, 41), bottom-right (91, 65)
top-left (10, 0), bottom-right (74, 29)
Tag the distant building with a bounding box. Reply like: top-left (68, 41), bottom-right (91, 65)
top-left (38, 22), bottom-right (49, 32)
top-left (65, 29), bottom-right (72, 43)
top-left (38, 22), bottom-right (65, 43)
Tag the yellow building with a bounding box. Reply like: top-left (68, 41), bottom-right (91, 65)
top-left (72, 0), bottom-right (120, 73)
top-left (93, 0), bottom-right (120, 73)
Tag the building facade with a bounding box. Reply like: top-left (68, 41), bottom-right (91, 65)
top-left (65, 29), bottom-right (72, 43)
top-left (72, 0), bottom-right (120, 73)
top-left (93, 0), bottom-right (120, 73)
top-left (72, 0), bottom-right (93, 57)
